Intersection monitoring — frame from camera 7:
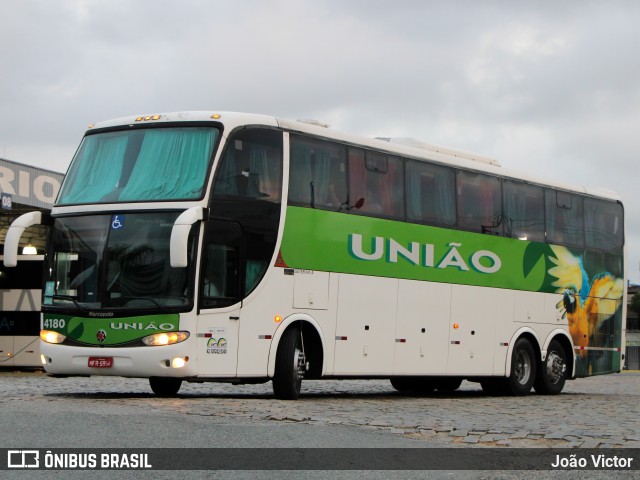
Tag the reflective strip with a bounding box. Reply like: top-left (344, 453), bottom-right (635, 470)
top-left (258, 335), bottom-right (272, 340)
top-left (335, 336), bottom-right (348, 341)
top-left (574, 346), bottom-right (621, 352)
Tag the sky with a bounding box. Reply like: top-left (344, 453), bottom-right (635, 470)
top-left (1, 0), bottom-right (640, 283)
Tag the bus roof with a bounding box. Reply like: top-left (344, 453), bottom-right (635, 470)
top-left (87, 111), bottom-right (622, 203)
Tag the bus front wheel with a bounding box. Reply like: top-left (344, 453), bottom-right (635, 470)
top-left (273, 327), bottom-right (307, 400)
top-left (149, 377), bottom-right (182, 397)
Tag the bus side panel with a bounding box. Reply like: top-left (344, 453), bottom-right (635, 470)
top-left (236, 266), bottom-right (296, 377)
top-left (334, 274), bottom-right (397, 375)
top-left (393, 279), bottom-right (451, 375)
top-left (447, 284), bottom-right (513, 375)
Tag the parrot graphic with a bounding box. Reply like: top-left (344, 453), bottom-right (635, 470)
top-left (547, 245), bottom-right (624, 374)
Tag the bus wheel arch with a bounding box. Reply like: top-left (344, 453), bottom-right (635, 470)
top-left (269, 316), bottom-right (325, 398)
top-left (501, 331), bottom-right (540, 396)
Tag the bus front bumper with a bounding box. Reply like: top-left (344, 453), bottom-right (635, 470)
top-left (40, 341), bottom-right (196, 378)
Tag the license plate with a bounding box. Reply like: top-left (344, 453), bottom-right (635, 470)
top-left (88, 357), bottom-right (113, 368)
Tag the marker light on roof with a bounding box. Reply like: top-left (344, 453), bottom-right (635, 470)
top-left (135, 115), bottom-right (162, 122)
top-left (211, 113), bottom-right (221, 119)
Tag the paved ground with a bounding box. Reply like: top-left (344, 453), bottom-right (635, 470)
top-left (1, 370), bottom-right (639, 450)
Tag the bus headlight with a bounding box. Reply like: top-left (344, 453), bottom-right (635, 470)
top-left (40, 330), bottom-right (66, 344)
top-left (142, 331), bottom-right (189, 346)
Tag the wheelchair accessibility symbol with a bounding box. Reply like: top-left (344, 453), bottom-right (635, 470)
top-left (111, 215), bottom-right (125, 230)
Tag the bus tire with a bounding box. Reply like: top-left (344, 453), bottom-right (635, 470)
top-left (149, 377), bottom-right (182, 397)
top-left (533, 339), bottom-right (567, 395)
top-left (390, 377), bottom-right (435, 393)
top-left (273, 327), bottom-right (306, 400)
top-left (505, 337), bottom-right (536, 395)
top-left (480, 378), bottom-right (505, 396)
top-left (434, 377), bottom-right (463, 393)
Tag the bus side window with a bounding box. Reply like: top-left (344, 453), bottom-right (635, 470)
top-left (348, 148), bottom-right (404, 219)
top-left (200, 220), bottom-right (243, 309)
top-left (212, 130), bottom-right (283, 203)
top-left (584, 197), bottom-right (623, 251)
top-left (456, 171), bottom-right (501, 234)
top-left (503, 180), bottom-right (545, 242)
top-left (545, 190), bottom-right (584, 248)
top-left (289, 136), bottom-right (347, 210)
top-left (406, 160), bottom-right (456, 227)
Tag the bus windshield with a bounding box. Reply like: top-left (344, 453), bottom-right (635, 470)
top-left (57, 126), bottom-right (219, 204)
top-left (44, 212), bottom-right (195, 312)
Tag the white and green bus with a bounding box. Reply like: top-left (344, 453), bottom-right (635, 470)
top-left (3, 112), bottom-right (626, 399)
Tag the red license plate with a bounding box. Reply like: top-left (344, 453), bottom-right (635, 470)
top-left (88, 357), bottom-right (113, 368)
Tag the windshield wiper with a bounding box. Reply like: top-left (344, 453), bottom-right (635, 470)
top-left (48, 295), bottom-right (88, 313)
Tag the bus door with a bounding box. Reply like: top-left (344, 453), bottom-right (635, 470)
top-left (196, 220), bottom-right (244, 376)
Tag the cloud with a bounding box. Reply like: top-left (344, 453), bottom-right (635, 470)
top-left (1, 0), bottom-right (639, 281)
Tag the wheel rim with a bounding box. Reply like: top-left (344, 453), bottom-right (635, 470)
top-left (515, 350), bottom-right (532, 385)
top-left (546, 351), bottom-right (566, 384)
top-left (293, 347), bottom-right (306, 382)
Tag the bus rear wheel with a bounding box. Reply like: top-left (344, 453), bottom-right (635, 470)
top-left (481, 338), bottom-right (537, 396)
top-left (533, 339), bottom-right (567, 395)
top-left (273, 327), bottom-right (307, 400)
top-left (505, 337), bottom-right (536, 395)
top-left (149, 377), bottom-right (182, 397)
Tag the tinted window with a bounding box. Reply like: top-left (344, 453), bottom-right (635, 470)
top-left (212, 128), bottom-right (283, 203)
top-left (406, 160), bottom-right (455, 226)
top-left (456, 171), bottom-right (501, 233)
top-left (545, 190), bottom-right (584, 247)
top-left (289, 136), bottom-right (347, 210)
top-left (503, 180), bottom-right (545, 242)
top-left (584, 198), bottom-right (623, 251)
top-left (349, 148), bottom-right (404, 219)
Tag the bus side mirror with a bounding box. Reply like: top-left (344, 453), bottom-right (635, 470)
top-left (3, 211), bottom-right (43, 267)
top-left (170, 207), bottom-right (204, 268)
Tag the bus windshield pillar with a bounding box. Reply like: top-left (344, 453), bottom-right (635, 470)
top-left (170, 207), bottom-right (204, 268)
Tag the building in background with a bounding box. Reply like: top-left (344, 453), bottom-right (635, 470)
top-left (627, 284), bottom-right (640, 370)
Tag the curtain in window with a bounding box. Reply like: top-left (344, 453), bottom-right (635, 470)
top-left (248, 147), bottom-right (275, 199)
top-left (433, 172), bottom-right (455, 225)
top-left (407, 162), bottom-right (455, 226)
top-left (59, 135), bottom-right (127, 203)
top-left (213, 147), bottom-right (238, 196)
top-left (289, 142), bottom-right (312, 204)
top-left (289, 142), bottom-right (331, 207)
top-left (119, 128), bottom-right (215, 201)
top-left (406, 166), bottom-right (422, 220)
